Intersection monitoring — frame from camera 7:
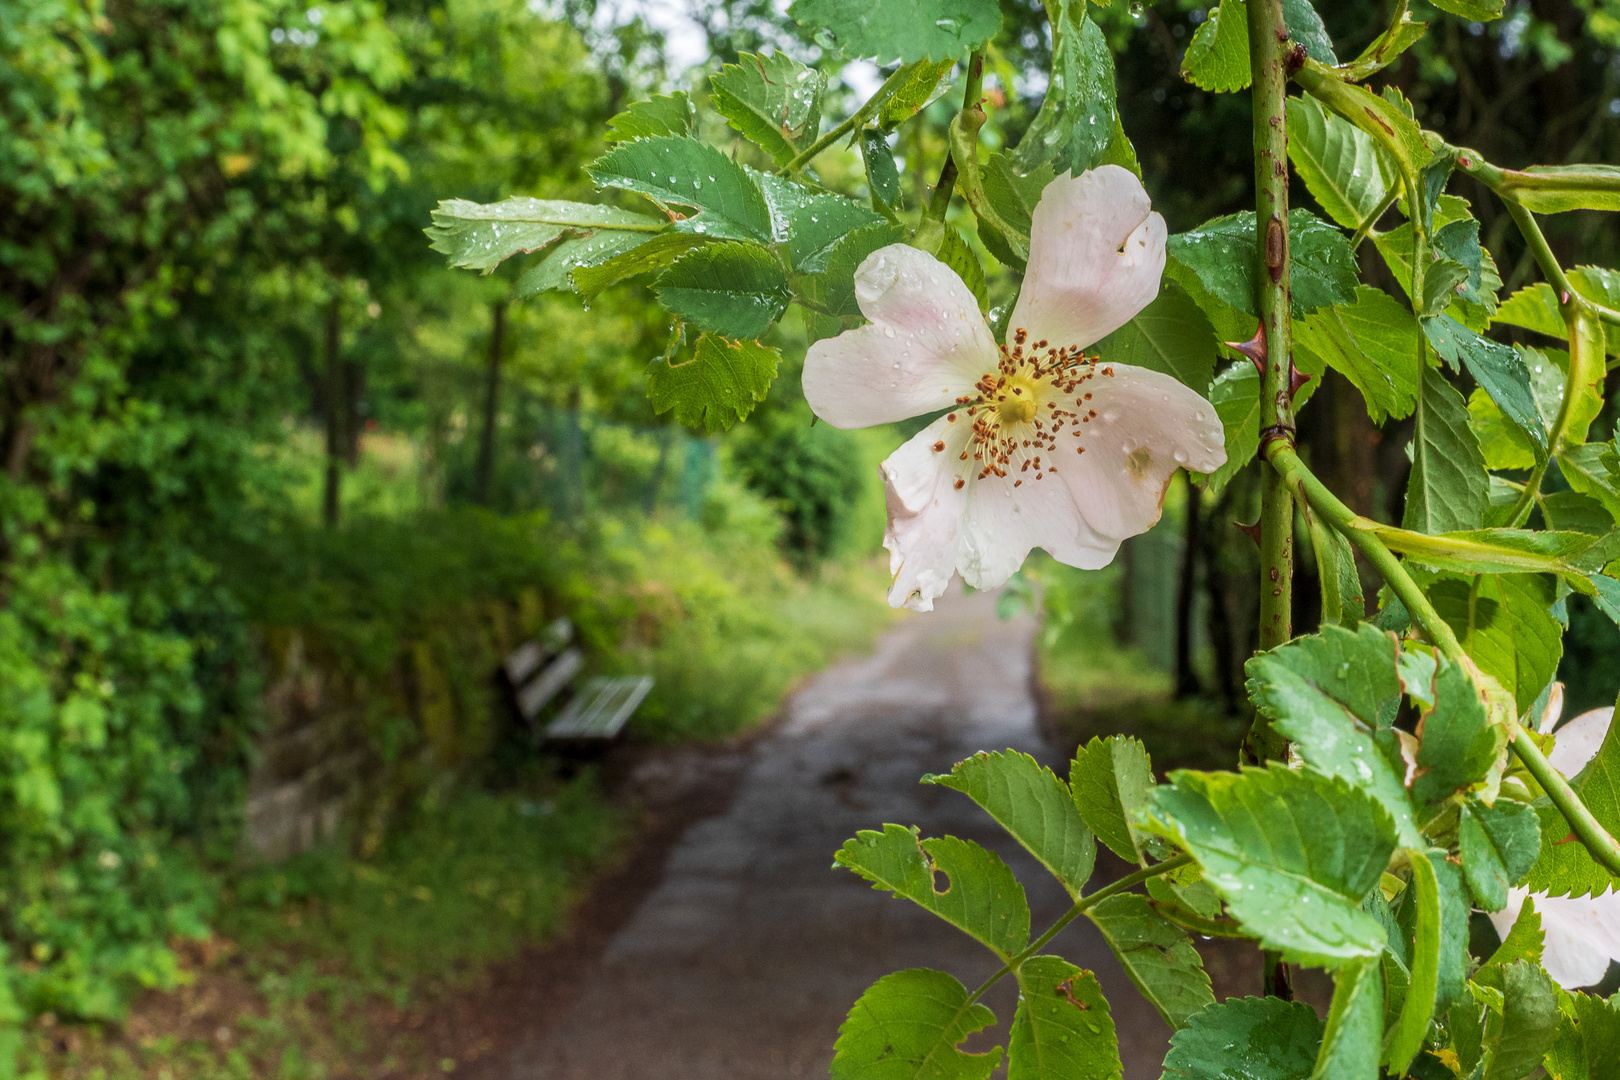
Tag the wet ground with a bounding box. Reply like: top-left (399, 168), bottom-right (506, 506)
top-left (486, 588), bottom-right (1173, 1079)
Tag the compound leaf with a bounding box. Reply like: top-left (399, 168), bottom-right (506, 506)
top-left (1162, 996), bottom-right (1323, 1079)
top-left (834, 824), bottom-right (1030, 958)
top-left (832, 968), bottom-right (1002, 1080)
top-left (789, 0), bottom-right (1000, 63)
top-left (648, 333), bottom-right (780, 433)
top-left (710, 52), bottom-right (825, 166)
top-left (1007, 958), bottom-right (1120, 1080)
top-left (1143, 764), bottom-right (1398, 967)
top-left (923, 750), bottom-right (1095, 898)
top-left (1069, 735), bottom-right (1156, 864)
top-left (591, 136), bottom-right (773, 242)
top-left (653, 242), bottom-right (790, 339)
top-left (1085, 893), bottom-right (1214, 1030)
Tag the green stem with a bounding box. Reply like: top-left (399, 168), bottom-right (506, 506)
top-left (780, 62), bottom-right (921, 176)
top-left (1511, 727), bottom-right (1620, 877)
top-left (913, 53), bottom-right (983, 255)
top-left (1266, 440), bottom-right (1620, 879)
top-left (1349, 185), bottom-right (1399, 252)
top-left (962, 854), bottom-right (1194, 1008)
top-left (1244, 0), bottom-right (1293, 758)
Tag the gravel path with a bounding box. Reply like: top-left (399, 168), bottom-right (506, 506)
top-left (495, 588), bottom-right (1171, 1078)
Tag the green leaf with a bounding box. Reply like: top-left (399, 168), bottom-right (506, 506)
top-left (1525, 704), bottom-right (1620, 898)
top-left (1246, 625), bottom-right (1420, 848)
top-left (831, 969), bottom-right (1002, 1080)
top-left (1200, 361), bottom-right (1259, 499)
top-left (833, 823), bottom-right (1030, 958)
top-left (1167, 210), bottom-right (1359, 318)
top-left (1143, 764), bottom-right (1398, 967)
top-left (878, 59), bottom-right (958, 126)
top-left (1377, 197), bottom-right (1503, 330)
top-left (1161, 996), bottom-right (1324, 1080)
top-left (1411, 654), bottom-right (1507, 806)
top-left (785, 193), bottom-right (883, 273)
top-left (935, 226), bottom-right (987, 314)
top-left (709, 52), bottom-right (825, 167)
top-left (1096, 281), bottom-right (1217, 396)
top-left (648, 333), bottom-right (780, 433)
top-left (1499, 163), bottom-right (1620, 214)
top-left (1426, 315), bottom-right (1547, 453)
top-left (1385, 852), bottom-right (1442, 1075)
top-left (1181, 0), bottom-right (1251, 93)
top-left (1086, 894), bottom-right (1213, 1031)
top-left (1293, 61), bottom-right (1432, 177)
top-left (1430, 0), bottom-right (1505, 19)
top-left (590, 136), bottom-right (773, 242)
top-left (1560, 441), bottom-right (1620, 521)
top-left (605, 92), bottom-right (696, 142)
top-left (1429, 574), bottom-right (1562, 717)
top-left (789, 0), bottom-right (1000, 63)
top-left (1286, 94), bottom-right (1393, 231)
top-left (1293, 287), bottom-right (1423, 423)
top-left (1370, 526), bottom-right (1617, 580)
top-left (1008, 1), bottom-right (1114, 178)
top-left (1337, 12), bottom-right (1428, 81)
top-left (1544, 991), bottom-right (1620, 1080)
top-left (653, 243), bottom-right (790, 339)
top-left (426, 198), bottom-right (664, 273)
top-left (569, 233), bottom-right (706, 297)
top-left (799, 221), bottom-right (907, 317)
top-left (979, 153), bottom-right (1054, 269)
top-left (1430, 852), bottom-right (1472, 1016)
top-left (1477, 896), bottom-right (1542, 986)
top-left (861, 129), bottom-right (902, 210)
top-left (513, 230), bottom-right (653, 297)
top-left (1313, 956), bottom-right (1382, 1080)
top-left (1006, 958), bottom-right (1120, 1080)
top-left (1459, 797), bottom-right (1541, 912)
top-left (1469, 388), bottom-right (1538, 471)
top-left (923, 751), bottom-right (1095, 898)
top-left (1069, 735), bottom-right (1156, 864)
top-left (1481, 961), bottom-right (1560, 1080)
top-left (1403, 366), bottom-right (1489, 534)
top-left (1542, 491), bottom-right (1614, 535)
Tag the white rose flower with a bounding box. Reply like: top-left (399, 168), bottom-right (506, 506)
top-left (1489, 703), bottom-right (1620, 989)
top-left (802, 165), bottom-right (1226, 611)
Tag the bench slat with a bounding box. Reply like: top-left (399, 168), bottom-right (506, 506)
top-left (517, 647), bottom-right (583, 722)
top-left (544, 675), bottom-right (653, 740)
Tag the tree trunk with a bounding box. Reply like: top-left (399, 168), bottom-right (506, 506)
top-left (474, 300), bottom-right (506, 507)
top-left (1173, 474), bottom-right (1202, 699)
top-left (323, 299), bottom-right (343, 529)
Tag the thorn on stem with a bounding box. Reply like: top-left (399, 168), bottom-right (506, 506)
top-left (1235, 519), bottom-right (1262, 548)
top-left (1284, 43), bottom-right (1307, 74)
top-left (1225, 323), bottom-right (1267, 375)
top-left (1287, 362), bottom-right (1313, 399)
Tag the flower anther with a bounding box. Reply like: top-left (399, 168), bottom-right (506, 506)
top-left (802, 165), bottom-right (1227, 611)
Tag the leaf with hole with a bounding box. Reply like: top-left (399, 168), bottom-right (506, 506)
top-left (831, 968), bottom-right (1002, 1080)
top-left (1007, 958), bottom-right (1120, 1080)
top-left (923, 751), bottom-right (1095, 898)
top-left (834, 824), bottom-right (1030, 958)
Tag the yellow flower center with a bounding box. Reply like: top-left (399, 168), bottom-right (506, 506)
top-left (929, 328), bottom-right (1113, 492)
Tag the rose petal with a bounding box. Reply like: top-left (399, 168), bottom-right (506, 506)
top-left (803, 245), bottom-right (996, 429)
top-left (1052, 363), bottom-right (1226, 547)
top-left (1491, 888), bottom-right (1620, 989)
top-left (881, 418), bottom-right (969, 611)
top-left (1549, 706), bottom-right (1613, 777)
top-left (1007, 166), bottom-right (1167, 351)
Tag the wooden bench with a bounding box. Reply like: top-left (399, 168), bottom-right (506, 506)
top-left (502, 617), bottom-right (653, 742)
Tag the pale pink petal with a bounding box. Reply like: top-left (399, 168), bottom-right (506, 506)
top-left (881, 418), bottom-right (969, 611)
top-left (803, 245), bottom-right (996, 428)
top-left (1007, 166), bottom-right (1167, 351)
top-left (1549, 706), bottom-right (1613, 777)
top-left (1491, 888), bottom-right (1620, 989)
top-left (1536, 682), bottom-right (1566, 734)
top-left (955, 465), bottom-right (1117, 589)
top-left (1052, 364), bottom-right (1226, 547)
